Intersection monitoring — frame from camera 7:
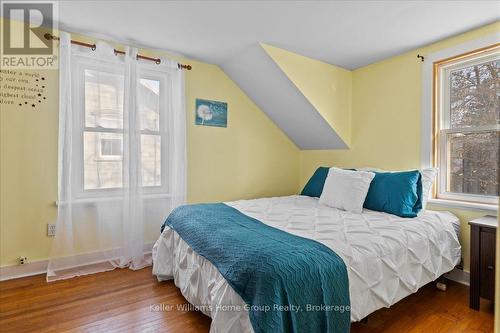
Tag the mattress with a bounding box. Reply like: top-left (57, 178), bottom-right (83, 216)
top-left (153, 195), bottom-right (461, 332)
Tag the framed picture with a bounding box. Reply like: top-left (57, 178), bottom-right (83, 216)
top-left (195, 98), bottom-right (227, 127)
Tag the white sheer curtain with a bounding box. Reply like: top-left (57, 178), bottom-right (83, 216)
top-left (47, 32), bottom-right (186, 282)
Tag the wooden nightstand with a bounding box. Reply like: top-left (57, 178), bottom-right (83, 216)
top-left (469, 215), bottom-right (497, 310)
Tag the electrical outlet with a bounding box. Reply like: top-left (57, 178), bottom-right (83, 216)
top-left (47, 223), bottom-right (56, 237)
top-left (18, 256), bottom-right (27, 265)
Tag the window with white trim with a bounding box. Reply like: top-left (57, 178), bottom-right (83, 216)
top-left (435, 46), bottom-right (499, 205)
top-left (83, 67), bottom-right (125, 190)
top-left (75, 59), bottom-right (167, 196)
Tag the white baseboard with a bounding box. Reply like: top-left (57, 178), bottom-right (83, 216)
top-left (0, 259), bottom-right (48, 281)
top-left (445, 268), bottom-right (470, 286)
top-left (1, 252), bottom-right (472, 288)
top-left (0, 242), bottom-right (154, 282)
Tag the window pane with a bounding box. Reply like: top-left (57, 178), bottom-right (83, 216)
top-left (139, 78), bottom-right (160, 131)
top-left (447, 131), bottom-right (499, 196)
top-left (450, 59), bottom-right (499, 128)
top-left (141, 134), bottom-right (161, 187)
top-left (101, 138), bottom-right (122, 156)
top-left (85, 69), bottom-right (124, 129)
top-left (84, 132), bottom-right (123, 189)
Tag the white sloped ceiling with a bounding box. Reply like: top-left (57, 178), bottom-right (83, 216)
top-left (222, 44), bottom-right (348, 150)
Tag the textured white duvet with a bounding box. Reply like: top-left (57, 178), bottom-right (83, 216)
top-left (153, 195), bottom-right (461, 332)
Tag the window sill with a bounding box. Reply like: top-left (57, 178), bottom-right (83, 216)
top-left (55, 192), bottom-right (175, 206)
top-left (427, 198), bottom-right (498, 214)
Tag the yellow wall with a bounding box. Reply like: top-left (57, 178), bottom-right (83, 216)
top-left (262, 43), bottom-right (352, 146)
top-left (1, 18), bottom-right (498, 278)
top-left (0, 25), bottom-right (300, 266)
top-left (300, 22), bottom-right (500, 272)
top-left (185, 61), bottom-right (300, 203)
top-left (0, 68), bottom-right (59, 268)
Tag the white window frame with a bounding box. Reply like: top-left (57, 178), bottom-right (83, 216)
top-left (436, 50), bottom-right (499, 205)
top-left (421, 34), bottom-right (500, 211)
top-left (71, 55), bottom-right (169, 200)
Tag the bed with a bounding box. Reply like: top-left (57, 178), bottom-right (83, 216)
top-left (153, 195), bottom-right (461, 333)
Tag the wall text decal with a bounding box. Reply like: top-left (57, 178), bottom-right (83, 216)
top-left (0, 70), bottom-right (47, 110)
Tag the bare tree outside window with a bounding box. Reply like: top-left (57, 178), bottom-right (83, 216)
top-left (447, 59), bottom-right (499, 197)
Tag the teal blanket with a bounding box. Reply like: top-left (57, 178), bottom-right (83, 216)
top-left (162, 203), bottom-right (350, 333)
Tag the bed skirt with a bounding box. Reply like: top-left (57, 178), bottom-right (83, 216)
top-left (153, 227), bottom-right (254, 333)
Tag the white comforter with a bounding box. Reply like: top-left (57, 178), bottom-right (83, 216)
top-left (153, 195), bottom-right (461, 332)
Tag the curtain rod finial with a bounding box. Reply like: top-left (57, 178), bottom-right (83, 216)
top-left (178, 63), bottom-right (192, 70)
top-left (44, 33), bottom-right (60, 41)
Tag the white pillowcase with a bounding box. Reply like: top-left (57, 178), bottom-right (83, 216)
top-left (419, 168), bottom-right (438, 210)
top-left (319, 168), bottom-right (375, 214)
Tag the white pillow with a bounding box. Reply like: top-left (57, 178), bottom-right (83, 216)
top-left (319, 168), bottom-right (375, 214)
top-left (420, 167), bottom-right (437, 210)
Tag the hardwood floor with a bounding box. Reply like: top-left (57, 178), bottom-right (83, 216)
top-left (0, 267), bottom-right (494, 333)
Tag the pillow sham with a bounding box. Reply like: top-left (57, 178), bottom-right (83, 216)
top-left (319, 168), bottom-right (375, 214)
top-left (419, 168), bottom-right (438, 210)
top-left (300, 167), bottom-right (329, 197)
top-left (363, 170), bottom-right (422, 218)
top-left (301, 166), bottom-right (357, 198)
top-left (358, 167), bottom-right (437, 212)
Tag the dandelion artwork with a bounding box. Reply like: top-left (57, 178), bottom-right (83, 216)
top-left (195, 99), bottom-right (227, 127)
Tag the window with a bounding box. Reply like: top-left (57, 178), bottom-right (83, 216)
top-left (138, 78), bottom-right (162, 187)
top-left (100, 138), bottom-right (122, 158)
top-left (434, 45), bottom-right (499, 205)
top-left (83, 69), bottom-right (124, 189)
top-left (74, 60), bottom-right (167, 196)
